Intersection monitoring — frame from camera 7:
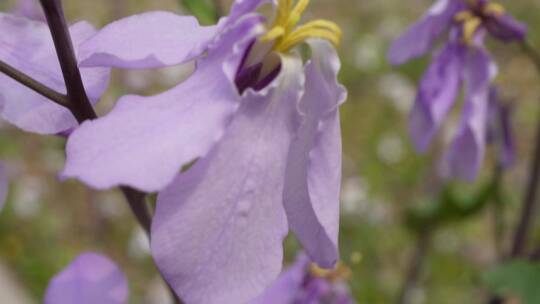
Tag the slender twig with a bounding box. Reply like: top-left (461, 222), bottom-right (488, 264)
top-left (37, 0), bottom-right (154, 236)
top-left (120, 187), bottom-right (152, 234)
top-left (39, 0), bottom-right (96, 122)
top-left (0, 60), bottom-right (70, 108)
top-left (486, 41), bottom-right (540, 304)
top-left (509, 41), bottom-right (540, 258)
top-left (396, 231), bottom-right (431, 304)
top-left (37, 1), bottom-right (180, 302)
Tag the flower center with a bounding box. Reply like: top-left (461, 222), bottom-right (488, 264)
top-left (454, 0), bottom-right (506, 45)
top-left (259, 0), bottom-right (342, 52)
top-left (234, 0), bottom-right (342, 94)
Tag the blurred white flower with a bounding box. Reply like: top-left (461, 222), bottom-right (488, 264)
top-left (378, 73), bottom-right (415, 113)
top-left (95, 191), bottom-right (127, 220)
top-left (377, 133), bottom-right (405, 165)
top-left (128, 226), bottom-right (150, 259)
top-left (13, 176), bottom-right (45, 219)
top-left (354, 35), bottom-right (382, 71)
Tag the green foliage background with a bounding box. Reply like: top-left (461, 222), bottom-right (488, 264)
top-left (0, 0), bottom-right (539, 303)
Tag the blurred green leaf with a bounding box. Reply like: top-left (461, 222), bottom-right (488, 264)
top-left (405, 180), bottom-right (497, 232)
top-left (484, 260), bottom-right (540, 304)
top-left (179, 0), bottom-right (218, 25)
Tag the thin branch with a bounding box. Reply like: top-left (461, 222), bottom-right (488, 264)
top-left (39, 0), bottom-right (96, 122)
top-left (509, 41), bottom-right (540, 258)
top-left (396, 231), bottom-right (431, 304)
top-left (120, 187), bottom-right (152, 234)
top-left (0, 60), bottom-right (70, 108)
top-left (39, 1), bottom-right (180, 302)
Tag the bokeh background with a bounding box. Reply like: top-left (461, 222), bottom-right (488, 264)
top-left (0, 0), bottom-right (539, 303)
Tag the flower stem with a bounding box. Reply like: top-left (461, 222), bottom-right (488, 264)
top-left (509, 41), bottom-right (540, 258)
top-left (39, 0), bottom-right (97, 122)
top-left (0, 60), bottom-right (70, 109)
top-left (37, 1), bottom-right (181, 302)
top-left (396, 231), bottom-right (431, 304)
top-left (486, 41), bottom-right (540, 304)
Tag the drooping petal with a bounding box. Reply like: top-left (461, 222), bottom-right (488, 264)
top-left (62, 15), bottom-right (264, 192)
top-left (44, 253), bottom-right (128, 304)
top-left (283, 40), bottom-right (346, 268)
top-left (151, 55), bottom-right (305, 304)
top-left (0, 162), bottom-right (7, 212)
top-left (251, 255), bottom-right (310, 304)
top-left (78, 11), bottom-right (218, 69)
top-left (409, 42), bottom-right (464, 153)
top-left (387, 0), bottom-right (461, 65)
top-left (484, 12), bottom-right (527, 42)
top-left (442, 48), bottom-right (493, 180)
top-left (0, 14), bottom-right (110, 134)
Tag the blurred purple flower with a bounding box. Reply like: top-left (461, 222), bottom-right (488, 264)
top-left (62, 0), bottom-right (346, 303)
top-left (44, 252), bottom-right (128, 304)
top-left (388, 0), bottom-right (526, 180)
top-left (0, 162), bottom-right (7, 212)
top-left (252, 254), bottom-right (355, 304)
top-left (0, 12), bottom-right (110, 134)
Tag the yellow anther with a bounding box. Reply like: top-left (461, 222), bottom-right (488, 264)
top-left (484, 2), bottom-right (506, 16)
top-left (260, 26), bottom-right (285, 42)
top-left (262, 0), bottom-right (342, 52)
top-left (309, 262), bottom-right (352, 283)
top-left (462, 16), bottom-right (482, 45)
top-left (454, 10), bottom-right (475, 22)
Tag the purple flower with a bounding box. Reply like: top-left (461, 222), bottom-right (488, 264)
top-left (388, 0), bottom-right (526, 180)
top-left (0, 12), bottom-right (110, 134)
top-left (44, 252), bottom-right (128, 304)
top-left (62, 0), bottom-right (346, 302)
top-left (252, 254), bottom-right (355, 304)
top-left (0, 162), bottom-right (7, 212)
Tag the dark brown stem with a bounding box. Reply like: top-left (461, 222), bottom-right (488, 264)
top-left (38, 0), bottom-right (155, 235)
top-left (38, 1), bottom-right (180, 302)
top-left (509, 42), bottom-right (540, 258)
top-left (396, 231), bottom-right (431, 304)
top-left (120, 187), bottom-right (152, 234)
top-left (486, 41), bottom-right (540, 304)
top-left (39, 0), bottom-right (97, 122)
top-left (0, 60), bottom-right (70, 108)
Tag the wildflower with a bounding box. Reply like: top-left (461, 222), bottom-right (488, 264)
top-left (0, 12), bottom-right (110, 134)
top-left (253, 254), bottom-right (355, 304)
top-left (62, 0), bottom-right (346, 302)
top-left (44, 253), bottom-right (128, 304)
top-left (387, 0), bottom-right (525, 180)
top-left (0, 162), bottom-right (7, 211)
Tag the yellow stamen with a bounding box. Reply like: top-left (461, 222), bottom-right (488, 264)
top-left (310, 262), bottom-right (352, 283)
top-left (454, 10), bottom-right (475, 23)
top-left (484, 2), bottom-right (506, 16)
top-left (260, 0), bottom-right (342, 52)
top-left (463, 16), bottom-right (482, 45)
top-left (262, 26), bottom-right (286, 41)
